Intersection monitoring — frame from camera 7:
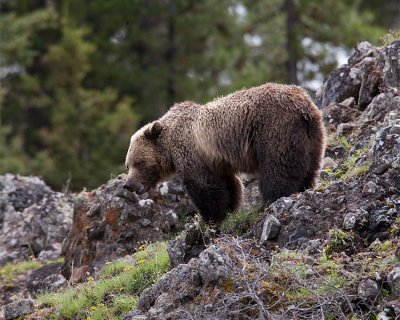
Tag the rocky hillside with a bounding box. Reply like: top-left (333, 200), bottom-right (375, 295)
top-left (0, 40), bottom-right (399, 320)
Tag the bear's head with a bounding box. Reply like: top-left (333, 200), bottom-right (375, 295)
top-left (124, 121), bottom-right (167, 195)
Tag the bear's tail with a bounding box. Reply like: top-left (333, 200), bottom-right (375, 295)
top-left (303, 104), bottom-right (326, 188)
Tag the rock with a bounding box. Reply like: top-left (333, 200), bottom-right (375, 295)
top-left (363, 181), bottom-right (378, 195)
top-left (240, 174), bottom-right (262, 210)
top-left (358, 278), bottom-right (379, 299)
top-left (318, 40), bottom-right (399, 111)
top-left (358, 57), bottom-right (381, 109)
top-left (4, 299), bottom-right (34, 319)
top-left (26, 262), bottom-right (67, 293)
top-left (387, 264), bottom-right (400, 295)
top-left (167, 223), bottom-right (210, 268)
top-left (348, 41), bottom-right (376, 65)
top-left (336, 122), bottom-right (359, 137)
top-left (137, 263), bottom-right (202, 311)
top-left (0, 174), bottom-right (73, 264)
top-left (318, 65), bottom-right (361, 108)
top-left (322, 157), bottom-right (338, 171)
top-left (61, 176), bottom-right (195, 281)
top-left (343, 209), bottom-right (369, 230)
top-left (37, 243), bottom-right (62, 261)
top-left (322, 101), bottom-right (361, 127)
top-left (378, 40), bottom-right (400, 89)
top-left (197, 245), bottom-right (233, 285)
top-left (132, 237), bottom-right (268, 319)
top-left (260, 214), bottom-right (281, 241)
top-left (360, 93), bottom-right (400, 123)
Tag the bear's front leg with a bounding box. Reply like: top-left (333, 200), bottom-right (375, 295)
top-left (183, 169), bottom-right (234, 223)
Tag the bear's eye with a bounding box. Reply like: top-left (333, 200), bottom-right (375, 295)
top-left (133, 160), bottom-right (145, 167)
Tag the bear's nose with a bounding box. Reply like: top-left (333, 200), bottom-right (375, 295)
top-left (123, 183), bottom-right (135, 192)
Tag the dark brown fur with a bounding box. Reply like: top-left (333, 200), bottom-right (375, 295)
top-left (125, 83), bottom-right (325, 222)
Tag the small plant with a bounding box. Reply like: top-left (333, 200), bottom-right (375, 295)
top-left (0, 258), bottom-right (43, 282)
top-left (324, 228), bottom-right (355, 256)
top-left (334, 147), bottom-right (370, 180)
top-left (338, 136), bottom-right (352, 152)
top-left (219, 208), bottom-right (261, 235)
top-left (380, 30), bottom-right (400, 45)
top-left (37, 241), bottom-right (170, 319)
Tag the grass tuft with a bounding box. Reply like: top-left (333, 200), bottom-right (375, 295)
top-left (37, 241), bottom-right (170, 320)
top-left (219, 208), bottom-right (261, 235)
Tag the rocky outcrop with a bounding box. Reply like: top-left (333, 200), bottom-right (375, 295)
top-left (26, 262), bottom-right (67, 294)
top-left (253, 41), bottom-right (400, 252)
top-left (3, 299), bottom-right (34, 320)
top-left (61, 175), bottom-right (196, 282)
top-left (125, 237), bottom-right (269, 320)
top-left (129, 40), bottom-right (400, 319)
top-left (0, 174), bottom-right (73, 265)
top-left (317, 40), bottom-right (399, 109)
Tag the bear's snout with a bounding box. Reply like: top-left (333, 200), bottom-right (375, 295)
top-left (123, 181), bottom-right (146, 194)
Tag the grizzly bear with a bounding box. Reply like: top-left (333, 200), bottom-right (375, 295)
top-left (124, 83), bottom-right (325, 222)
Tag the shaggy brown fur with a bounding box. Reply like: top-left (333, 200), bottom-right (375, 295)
top-left (124, 83), bottom-right (325, 222)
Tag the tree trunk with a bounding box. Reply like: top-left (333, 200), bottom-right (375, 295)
top-left (285, 0), bottom-right (298, 84)
top-left (166, 0), bottom-right (176, 110)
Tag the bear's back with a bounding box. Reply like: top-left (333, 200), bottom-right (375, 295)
top-left (192, 83), bottom-right (321, 172)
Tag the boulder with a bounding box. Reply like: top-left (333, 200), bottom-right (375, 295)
top-left (61, 176), bottom-right (195, 282)
top-left (0, 174), bottom-right (73, 265)
top-left (4, 299), bottom-right (34, 320)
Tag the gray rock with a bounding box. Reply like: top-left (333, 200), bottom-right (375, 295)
top-left (387, 264), bottom-right (400, 295)
top-left (4, 299), bottom-right (34, 320)
top-left (260, 214), bottom-right (281, 241)
top-left (336, 122), bottom-right (359, 137)
top-left (61, 176), bottom-right (196, 281)
top-left (363, 181), bottom-right (378, 195)
top-left (26, 262), bottom-right (67, 293)
top-left (378, 40), bottom-right (400, 89)
top-left (360, 93), bottom-right (400, 123)
top-left (322, 157), bottom-right (338, 171)
top-left (167, 222), bottom-right (209, 268)
top-left (318, 65), bottom-right (361, 108)
top-left (343, 209), bottom-right (369, 230)
top-left (137, 263), bottom-right (201, 311)
top-left (0, 174), bottom-right (73, 263)
top-left (197, 245), bottom-right (233, 285)
top-left (358, 278), bottom-right (379, 299)
top-left (348, 41), bottom-right (375, 65)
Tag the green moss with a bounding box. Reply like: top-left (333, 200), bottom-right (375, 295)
top-left (0, 258), bottom-right (44, 282)
top-left (37, 241), bottom-right (170, 320)
top-left (380, 30), bottom-right (400, 45)
top-left (338, 136), bottom-right (352, 152)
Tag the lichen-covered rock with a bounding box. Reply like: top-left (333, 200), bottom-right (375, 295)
top-left (130, 237), bottom-right (266, 320)
top-left (0, 174), bottom-right (73, 265)
top-left (387, 264), bottom-right (400, 295)
top-left (358, 278), bottom-right (379, 299)
top-left (26, 262), bottom-right (67, 293)
top-left (4, 299), bottom-right (34, 320)
top-left (318, 40), bottom-right (399, 110)
top-left (61, 175), bottom-right (195, 281)
top-left (167, 222), bottom-right (212, 268)
top-left (378, 40), bottom-right (400, 90)
top-left (255, 91), bottom-right (399, 250)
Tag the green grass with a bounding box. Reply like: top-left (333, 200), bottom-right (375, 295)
top-left (37, 241), bottom-right (170, 320)
top-left (219, 208), bottom-right (261, 235)
top-left (380, 30), bottom-right (400, 45)
top-left (0, 258), bottom-right (44, 282)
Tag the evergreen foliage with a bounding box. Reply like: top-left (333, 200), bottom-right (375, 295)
top-left (0, 0), bottom-right (397, 190)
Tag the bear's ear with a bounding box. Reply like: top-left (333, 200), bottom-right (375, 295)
top-left (144, 121), bottom-right (163, 140)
